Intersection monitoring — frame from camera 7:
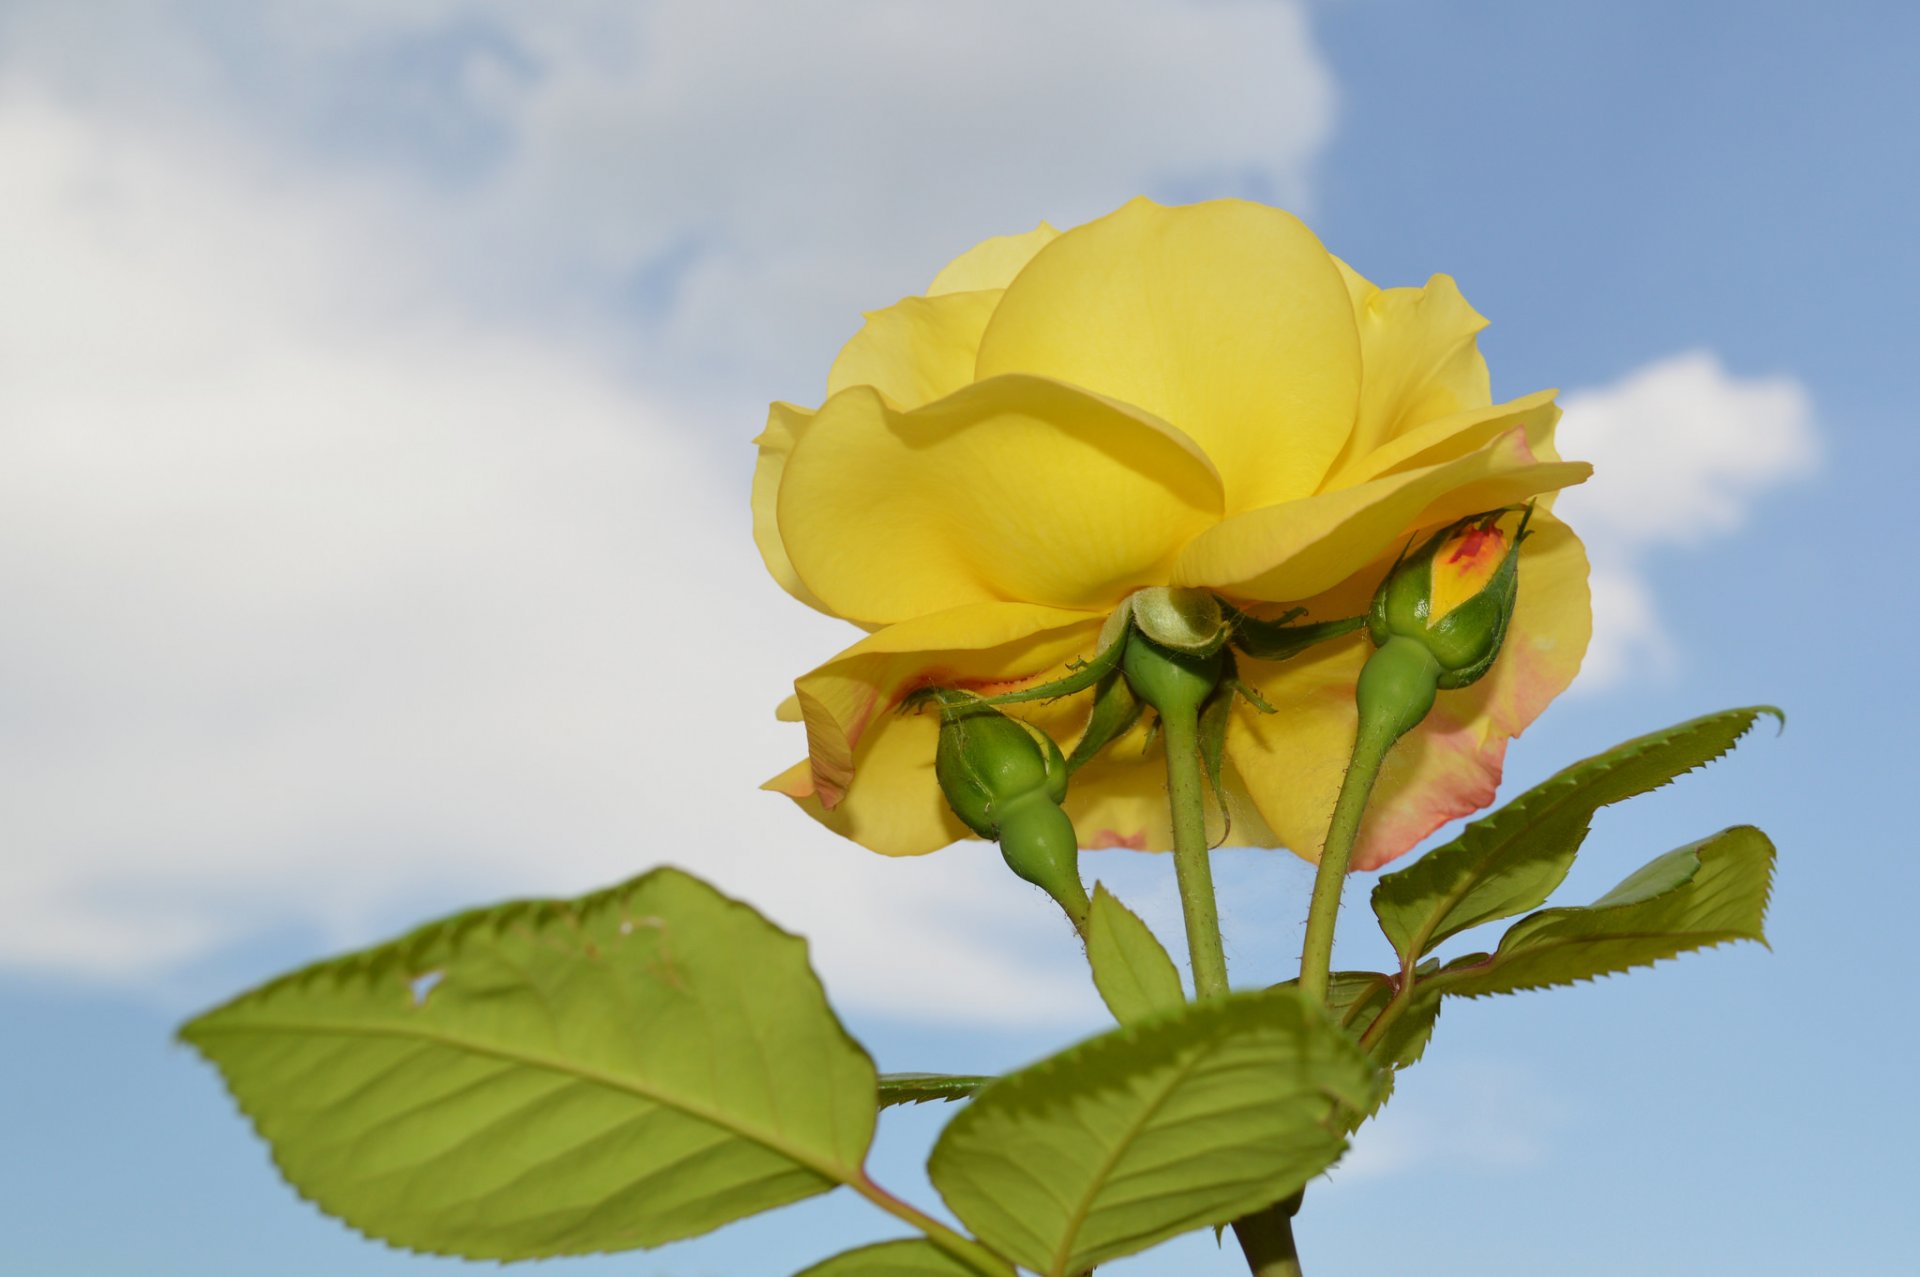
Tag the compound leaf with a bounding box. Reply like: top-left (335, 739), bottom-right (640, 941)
top-left (1371, 706), bottom-right (1779, 963)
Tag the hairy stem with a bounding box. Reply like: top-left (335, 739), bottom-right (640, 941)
top-left (1296, 708), bottom-right (1397, 1004)
top-left (1161, 702), bottom-right (1304, 1274)
top-left (1161, 705), bottom-right (1229, 1001)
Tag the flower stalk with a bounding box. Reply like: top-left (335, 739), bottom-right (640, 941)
top-left (1159, 701), bottom-right (1229, 1000)
top-left (1297, 636), bottom-right (1440, 1002)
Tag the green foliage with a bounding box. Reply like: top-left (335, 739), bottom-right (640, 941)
top-left (796, 1239), bottom-right (979, 1276)
top-left (1371, 706), bottom-right (1780, 964)
top-left (878, 1074), bottom-right (992, 1108)
top-left (1426, 825), bottom-right (1774, 998)
top-left (1085, 884), bottom-right (1185, 1024)
top-left (180, 868), bottom-right (878, 1260)
top-left (927, 989), bottom-right (1381, 1277)
top-left (1336, 826), bottom-right (1774, 1094)
top-left (1321, 968), bottom-right (1440, 1074)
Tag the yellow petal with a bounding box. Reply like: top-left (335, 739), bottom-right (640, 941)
top-left (774, 602), bottom-right (1105, 853)
top-left (1063, 738), bottom-right (1278, 854)
top-left (927, 222), bottom-right (1059, 295)
top-left (975, 197), bottom-right (1362, 514)
top-left (1329, 390), bottom-right (1561, 489)
top-left (779, 375), bottom-right (1225, 627)
top-left (827, 289), bottom-right (1002, 409)
top-left (1173, 425), bottom-right (1590, 602)
top-left (750, 401), bottom-right (831, 612)
top-left (774, 693), bottom-right (802, 722)
top-left (763, 716), bottom-right (968, 856)
top-left (1229, 517), bottom-right (1589, 869)
top-left (1324, 272), bottom-right (1492, 480)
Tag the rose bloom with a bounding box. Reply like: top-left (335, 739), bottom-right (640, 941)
top-left (754, 198), bottom-right (1590, 871)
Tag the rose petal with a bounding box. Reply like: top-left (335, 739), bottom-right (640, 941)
top-left (787, 601), bottom-right (1103, 819)
top-left (976, 197), bottom-right (1362, 514)
top-left (927, 222), bottom-right (1059, 295)
top-left (1330, 390), bottom-right (1561, 489)
top-left (827, 289), bottom-right (1002, 409)
top-left (1064, 736), bottom-right (1277, 855)
top-left (1325, 265), bottom-right (1493, 480)
top-left (780, 375), bottom-right (1224, 626)
top-left (749, 401), bottom-right (830, 612)
top-left (1173, 426), bottom-right (1590, 602)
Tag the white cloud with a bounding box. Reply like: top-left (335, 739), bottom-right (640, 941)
top-left (0, 86), bottom-right (1104, 1024)
top-left (0, 1), bottom-right (1339, 1017)
top-left (1555, 352), bottom-right (1818, 689)
top-left (1, 0), bottom-right (1336, 396)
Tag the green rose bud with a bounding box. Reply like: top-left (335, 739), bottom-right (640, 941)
top-left (928, 691), bottom-right (1089, 930)
top-left (1368, 507), bottom-right (1530, 690)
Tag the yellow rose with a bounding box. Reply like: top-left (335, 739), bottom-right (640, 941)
top-left (754, 197), bottom-right (1591, 871)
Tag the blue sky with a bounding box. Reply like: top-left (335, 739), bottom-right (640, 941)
top-left (3, 2), bottom-right (1914, 1274)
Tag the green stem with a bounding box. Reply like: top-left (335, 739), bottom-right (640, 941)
top-left (1232, 1193), bottom-right (1305, 1277)
top-left (851, 1173), bottom-right (1012, 1276)
top-left (1161, 701), bottom-right (1300, 1274)
top-left (1161, 704), bottom-right (1229, 1001)
top-left (1297, 637), bottom-right (1438, 1005)
top-left (1296, 711), bottom-right (1397, 1004)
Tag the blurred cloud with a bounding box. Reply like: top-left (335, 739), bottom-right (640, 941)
top-left (1557, 352), bottom-right (1819, 688)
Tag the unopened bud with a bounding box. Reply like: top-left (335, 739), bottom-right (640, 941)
top-left (929, 692), bottom-right (1088, 928)
top-left (1367, 509), bottom-right (1528, 690)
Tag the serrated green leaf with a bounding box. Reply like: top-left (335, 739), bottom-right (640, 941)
top-left (1085, 884), bottom-right (1185, 1025)
top-left (1427, 825), bottom-right (1773, 998)
top-left (1372, 706), bottom-right (1779, 963)
top-left (928, 989), bottom-right (1381, 1277)
top-left (796, 1238), bottom-right (978, 1276)
top-left (181, 868), bottom-right (877, 1260)
top-left (878, 1074), bottom-right (993, 1108)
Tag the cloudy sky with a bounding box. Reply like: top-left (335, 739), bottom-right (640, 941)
top-left (4, 3), bottom-right (1914, 1275)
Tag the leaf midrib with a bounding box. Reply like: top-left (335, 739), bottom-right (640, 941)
top-left (187, 1013), bottom-right (864, 1189)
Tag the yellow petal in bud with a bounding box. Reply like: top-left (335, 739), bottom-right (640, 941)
top-left (1428, 522), bottom-right (1510, 622)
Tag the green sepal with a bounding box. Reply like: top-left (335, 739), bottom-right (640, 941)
top-left (1224, 601), bottom-right (1366, 663)
top-left (1065, 668), bottom-right (1144, 773)
top-left (878, 1074), bottom-right (993, 1108)
top-left (795, 1238), bottom-right (981, 1276)
top-left (1198, 672), bottom-right (1233, 845)
top-left (972, 606), bottom-right (1131, 709)
top-left (178, 868), bottom-right (878, 1260)
top-left (1371, 705), bottom-right (1781, 965)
